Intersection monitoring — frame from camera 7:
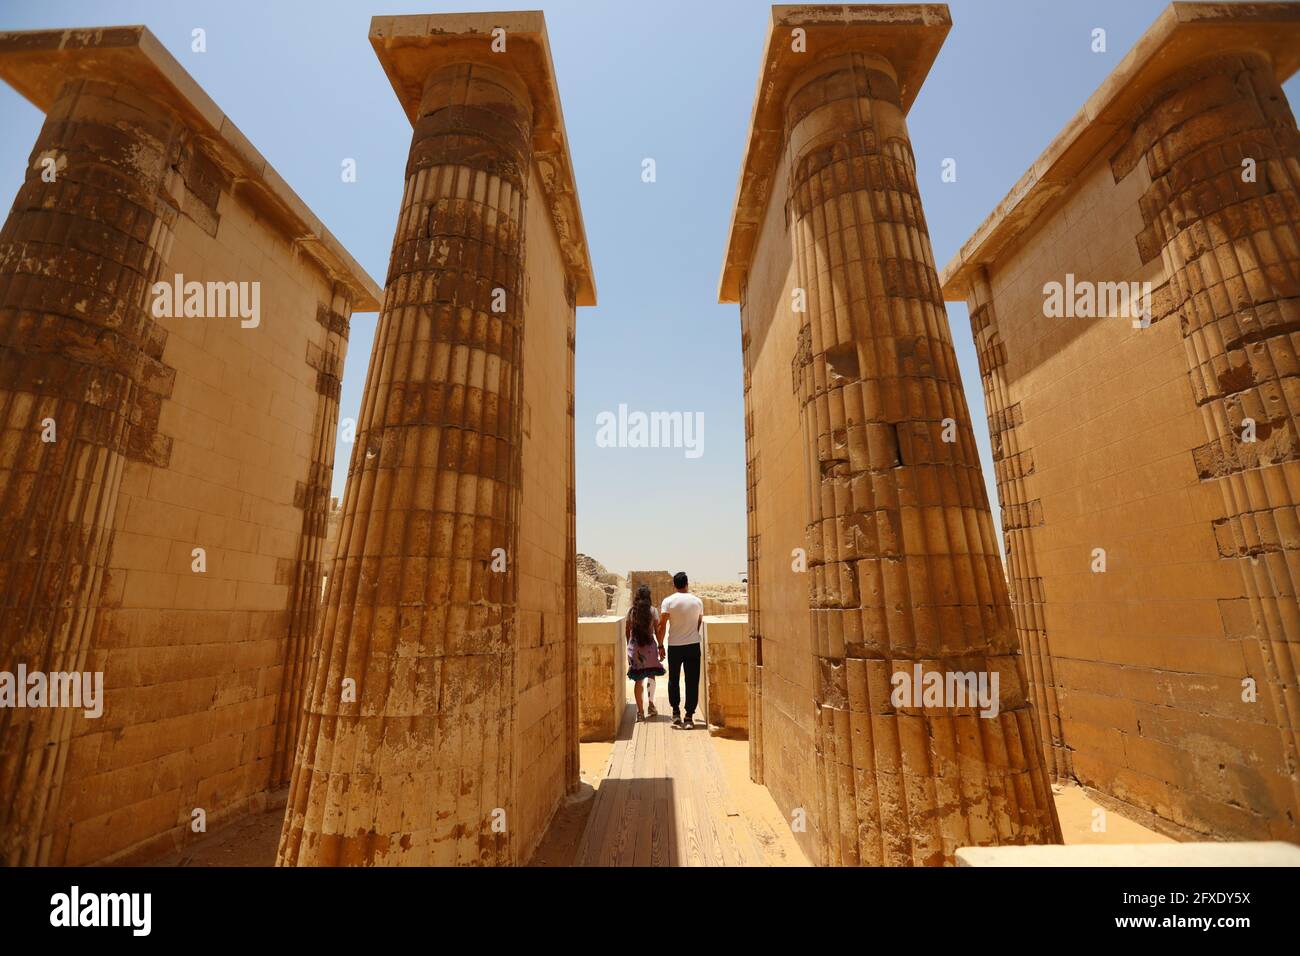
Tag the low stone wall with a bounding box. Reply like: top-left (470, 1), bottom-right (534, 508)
top-left (702, 597), bottom-right (748, 616)
top-left (578, 617), bottom-right (626, 741)
top-left (705, 616), bottom-right (749, 732)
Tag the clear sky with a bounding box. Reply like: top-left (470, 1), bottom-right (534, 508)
top-left (1, 1), bottom-right (1295, 582)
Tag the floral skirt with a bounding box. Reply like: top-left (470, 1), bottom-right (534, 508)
top-left (627, 665), bottom-right (665, 680)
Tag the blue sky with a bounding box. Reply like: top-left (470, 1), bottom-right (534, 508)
top-left (1, 1), bottom-right (1295, 581)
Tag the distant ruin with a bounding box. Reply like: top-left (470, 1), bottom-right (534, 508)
top-left (1, 2), bottom-right (1296, 869)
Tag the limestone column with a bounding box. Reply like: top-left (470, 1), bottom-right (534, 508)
top-left (1116, 51), bottom-right (1300, 829)
top-left (272, 283), bottom-right (354, 787)
top-left (784, 53), bottom-right (1060, 865)
top-left (279, 61), bottom-right (531, 866)
top-left (966, 268), bottom-right (1070, 783)
top-left (0, 78), bottom-right (182, 865)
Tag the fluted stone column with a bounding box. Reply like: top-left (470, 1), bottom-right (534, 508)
top-left (272, 284), bottom-right (354, 787)
top-left (967, 268), bottom-right (1070, 783)
top-left (784, 52), bottom-right (1060, 866)
top-left (0, 78), bottom-right (182, 865)
top-left (1116, 51), bottom-right (1300, 831)
top-left (279, 61), bottom-right (532, 866)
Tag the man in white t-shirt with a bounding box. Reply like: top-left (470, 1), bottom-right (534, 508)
top-left (656, 571), bottom-right (704, 729)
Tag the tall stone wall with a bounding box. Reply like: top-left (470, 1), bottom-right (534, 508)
top-left (513, 163), bottom-right (580, 861)
top-left (0, 29), bottom-right (378, 865)
top-left (943, 7), bottom-right (1300, 844)
top-left (740, 143), bottom-right (816, 854)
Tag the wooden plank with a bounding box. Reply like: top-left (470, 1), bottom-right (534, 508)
top-left (620, 697), bottom-right (658, 865)
top-left (681, 730), bottom-right (727, 866)
top-left (665, 723), bottom-right (705, 866)
top-left (575, 681), bottom-right (765, 869)
top-left (575, 727), bottom-right (631, 866)
top-left (649, 721), bottom-right (672, 867)
top-left (650, 682), bottom-right (675, 868)
top-left (708, 734), bottom-right (765, 865)
top-left (633, 714), bottom-right (658, 866)
top-left (692, 730), bottom-right (762, 866)
top-left (682, 730), bottom-right (734, 865)
top-left (598, 710), bottom-right (644, 866)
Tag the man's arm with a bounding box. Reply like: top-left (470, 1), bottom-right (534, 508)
top-left (656, 608), bottom-right (668, 659)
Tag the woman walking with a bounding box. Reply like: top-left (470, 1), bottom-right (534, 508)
top-left (625, 584), bottom-right (666, 721)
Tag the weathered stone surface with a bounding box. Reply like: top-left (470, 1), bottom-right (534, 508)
top-left (279, 12), bottom-right (594, 867)
top-left (938, 2), bottom-right (1300, 845)
top-left (720, 6), bottom-right (1060, 866)
top-left (1128, 49), bottom-right (1300, 842)
top-left (704, 617), bottom-right (749, 731)
top-left (628, 570), bottom-right (675, 609)
top-left (278, 58), bottom-right (535, 868)
top-left (0, 75), bottom-right (183, 868)
top-left (577, 617), bottom-right (625, 742)
top-left (0, 26), bottom-right (381, 866)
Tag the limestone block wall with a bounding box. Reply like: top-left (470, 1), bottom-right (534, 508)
top-left (701, 596), bottom-right (748, 615)
top-left (578, 617), bottom-right (626, 742)
top-left (704, 616), bottom-right (749, 731)
top-left (74, 187), bottom-right (359, 867)
top-left (512, 164), bottom-right (579, 862)
top-left (627, 570), bottom-right (673, 608)
top-left (739, 143), bottom-right (818, 863)
top-left (0, 26), bottom-right (379, 866)
top-left (941, 2), bottom-right (1300, 844)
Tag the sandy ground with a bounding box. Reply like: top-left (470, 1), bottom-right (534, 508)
top-left (1053, 782), bottom-right (1174, 845)
top-left (143, 741), bottom-right (1168, 867)
top-left (151, 804), bottom-right (282, 866)
top-left (709, 731), bottom-right (812, 865)
top-left (526, 741), bottom-right (614, 866)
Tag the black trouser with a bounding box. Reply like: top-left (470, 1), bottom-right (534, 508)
top-left (667, 643), bottom-right (701, 718)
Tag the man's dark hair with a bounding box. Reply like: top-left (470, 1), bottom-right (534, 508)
top-left (673, 571), bottom-right (688, 590)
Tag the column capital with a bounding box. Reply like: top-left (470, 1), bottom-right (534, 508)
top-left (717, 4), bottom-right (951, 304)
top-left (939, 1), bottom-right (1300, 302)
top-left (0, 25), bottom-right (383, 312)
top-left (371, 12), bottom-right (596, 307)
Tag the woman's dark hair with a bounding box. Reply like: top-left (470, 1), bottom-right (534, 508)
top-left (629, 584), bottom-right (654, 645)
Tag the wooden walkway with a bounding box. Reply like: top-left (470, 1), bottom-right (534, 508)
top-left (574, 687), bottom-right (764, 867)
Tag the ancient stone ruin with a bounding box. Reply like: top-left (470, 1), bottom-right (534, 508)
top-left (0, 3), bottom-right (1296, 869)
top-left (719, 4), bottom-right (1061, 865)
top-left (940, 2), bottom-right (1300, 845)
top-left (0, 25), bottom-right (380, 866)
top-left (576, 553), bottom-right (624, 615)
top-left (277, 12), bottom-right (595, 867)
